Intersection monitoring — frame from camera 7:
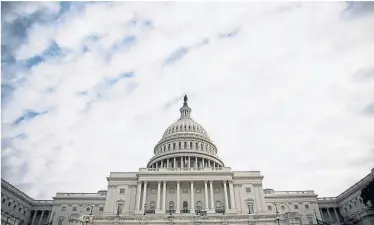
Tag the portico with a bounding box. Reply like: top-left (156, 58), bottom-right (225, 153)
top-left (134, 178), bottom-right (236, 215)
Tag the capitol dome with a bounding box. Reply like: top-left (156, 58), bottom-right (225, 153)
top-left (147, 95), bottom-right (224, 169)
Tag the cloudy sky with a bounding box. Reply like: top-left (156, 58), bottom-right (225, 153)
top-left (1, 2), bottom-right (374, 200)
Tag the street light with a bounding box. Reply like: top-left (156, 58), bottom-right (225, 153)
top-left (90, 205), bottom-right (94, 215)
top-left (195, 203), bottom-right (199, 215)
top-left (274, 203), bottom-right (280, 225)
top-left (143, 204), bottom-right (147, 215)
top-left (222, 203), bottom-right (225, 215)
top-left (245, 199), bottom-right (253, 214)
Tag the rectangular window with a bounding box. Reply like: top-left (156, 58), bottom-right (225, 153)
top-left (294, 205), bottom-right (299, 209)
top-left (196, 188), bottom-right (201, 193)
top-left (169, 188), bottom-right (175, 194)
top-left (214, 188), bottom-right (220, 193)
top-left (308, 217), bottom-right (313, 224)
top-left (151, 188), bottom-right (156, 194)
top-left (183, 188), bottom-right (188, 194)
top-left (62, 207), bottom-right (66, 211)
top-left (305, 204), bottom-right (309, 209)
top-left (119, 189), bottom-right (125, 194)
top-left (99, 207), bottom-right (104, 212)
top-left (268, 206), bottom-right (272, 211)
top-left (246, 188), bottom-right (251, 192)
top-left (72, 207), bottom-right (77, 211)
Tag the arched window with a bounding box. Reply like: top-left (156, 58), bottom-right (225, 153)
top-left (179, 142), bottom-right (181, 149)
top-left (168, 144), bottom-right (170, 150)
top-left (200, 143), bottom-right (203, 150)
top-left (173, 143), bottom-right (176, 150)
top-left (190, 142), bottom-right (192, 149)
top-left (184, 142), bottom-right (187, 149)
top-left (169, 201), bottom-right (175, 209)
top-left (193, 126), bottom-right (195, 131)
top-left (195, 142), bottom-right (198, 149)
top-left (184, 125), bottom-right (186, 131)
top-left (176, 126), bottom-right (178, 131)
top-left (150, 201), bottom-right (156, 210)
top-left (183, 201), bottom-right (188, 209)
top-left (215, 201), bottom-right (221, 209)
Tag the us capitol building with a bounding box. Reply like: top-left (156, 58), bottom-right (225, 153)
top-left (2, 96), bottom-right (374, 225)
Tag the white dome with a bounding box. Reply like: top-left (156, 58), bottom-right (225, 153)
top-left (161, 118), bottom-right (210, 140)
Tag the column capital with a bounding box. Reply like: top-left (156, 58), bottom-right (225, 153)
top-left (209, 180), bottom-right (213, 184)
top-left (190, 180), bottom-right (194, 184)
top-left (204, 180), bottom-right (208, 184)
top-left (143, 181), bottom-right (148, 184)
top-left (177, 181), bottom-right (180, 184)
top-left (137, 181), bottom-right (142, 185)
top-left (157, 181), bottom-right (161, 184)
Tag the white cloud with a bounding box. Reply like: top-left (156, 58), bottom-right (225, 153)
top-left (2, 2), bottom-right (374, 199)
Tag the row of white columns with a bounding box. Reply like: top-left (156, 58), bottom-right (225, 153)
top-left (320, 207), bottom-right (340, 224)
top-left (135, 180), bottom-right (236, 213)
top-left (151, 156), bottom-right (222, 169)
top-left (30, 210), bottom-right (50, 225)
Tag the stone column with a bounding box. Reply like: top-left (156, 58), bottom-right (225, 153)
top-left (195, 157), bottom-right (198, 168)
top-left (190, 181), bottom-right (195, 213)
top-left (204, 181), bottom-right (209, 210)
top-left (177, 181), bottom-right (180, 213)
top-left (188, 157), bottom-right (191, 168)
top-left (229, 181), bottom-right (236, 210)
top-left (327, 208), bottom-right (333, 224)
top-left (167, 159), bottom-right (169, 168)
top-left (174, 158), bottom-right (176, 168)
top-left (333, 207), bottom-right (340, 224)
top-left (31, 210), bottom-right (37, 225)
top-left (142, 181), bottom-right (148, 210)
top-left (223, 181), bottom-right (229, 209)
top-left (136, 181), bottom-right (142, 211)
top-left (202, 158), bottom-right (205, 167)
top-left (38, 210), bottom-right (45, 225)
top-left (157, 181), bottom-right (161, 211)
top-left (209, 181), bottom-right (214, 210)
top-left (162, 181), bottom-right (167, 211)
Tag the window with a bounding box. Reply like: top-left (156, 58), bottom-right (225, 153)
top-left (196, 201), bottom-right (202, 210)
top-left (214, 188), bottom-right (220, 193)
top-left (24, 210), bottom-right (26, 215)
top-left (281, 205), bottom-right (285, 210)
top-left (184, 142), bottom-right (187, 149)
top-left (8, 202), bottom-right (11, 207)
top-left (349, 205), bottom-right (352, 209)
top-left (13, 205), bottom-right (16, 209)
top-left (19, 208), bottom-right (22, 212)
top-left (120, 189), bottom-right (125, 194)
top-left (150, 201), bottom-right (156, 210)
top-left (183, 188), bottom-right (188, 194)
top-left (268, 206), bottom-right (272, 211)
top-left (294, 205), bottom-right (299, 210)
top-left (169, 188), bottom-right (175, 194)
top-left (354, 201), bottom-right (357, 207)
top-left (151, 188), bottom-right (156, 194)
top-left (62, 207), bottom-right (66, 211)
top-left (246, 188), bottom-right (251, 193)
top-left (308, 217), bottom-right (313, 224)
top-left (99, 207), bottom-right (104, 212)
top-left (169, 201), bottom-right (175, 209)
top-left (179, 142), bottom-right (181, 149)
top-left (173, 143), bottom-right (176, 149)
top-left (86, 207), bottom-right (90, 211)
top-left (196, 188), bottom-right (201, 193)
top-left (2, 199), bottom-right (5, 203)
top-left (72, 207), bottom-right (77, 211)
top-left (183, 201), bottom-right (188, 209)
top-left (190, 142), bottom-right (192, 149)
top-left (305, 205), bottom-right (309, 209)
top-left (168, 144), bottom-right (170, 150)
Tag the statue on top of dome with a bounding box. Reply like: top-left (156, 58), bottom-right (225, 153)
top-left (184, 95), bottom-right (188, 103)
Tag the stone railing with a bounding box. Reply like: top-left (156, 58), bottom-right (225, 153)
top-left (56, 193), bottom-right (105, 197)
top-left (317, 197), bottom-right (338, 201)
top-left (33, 200), bottom-right (54, 205)
top-left (273, 191), bottom-right (315, 195)
top-left (139, 167), bottom-right (232, 172)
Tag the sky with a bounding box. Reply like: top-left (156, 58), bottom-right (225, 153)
top-left (1, 2), bottom-right (374, 200)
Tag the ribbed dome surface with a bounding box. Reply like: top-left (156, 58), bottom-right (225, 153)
top-left (161, 118), bottom-right (210, 140)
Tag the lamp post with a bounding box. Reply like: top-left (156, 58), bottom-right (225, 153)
top-left (169, 203), bottom-right (173, 216)
top-left (90, 205), bottom-right (94, 215)
top-left (274, 203), bottom-right (280, 225)
top-left (222, 203), bottom-right (225, 215)
top-left (245, 199), bottom-right (253, 214)
top-left (50, 212), bottom-right (55, 225)
top-left (143, 204), bottom-right (147, 215)
top-left (195, 203), bottom-right (199, 215)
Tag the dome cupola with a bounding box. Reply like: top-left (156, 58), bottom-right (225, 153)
top-left (147, 95), bottom-right (224, 169)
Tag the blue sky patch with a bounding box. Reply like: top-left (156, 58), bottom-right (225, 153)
top-left (13, 110), bottom-right (48, 125)
top-left (164, 47), bottom-right (189, 65)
